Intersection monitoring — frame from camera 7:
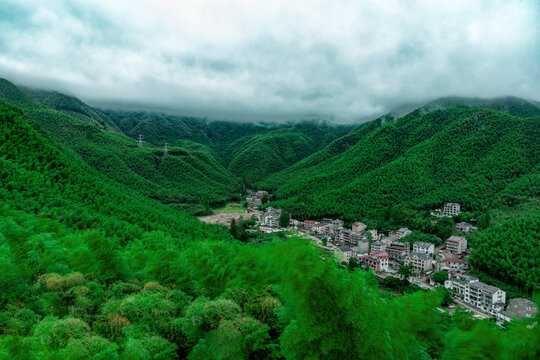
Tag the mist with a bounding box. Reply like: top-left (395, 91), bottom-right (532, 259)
top-left (1, 0), bottom-right (539, 121)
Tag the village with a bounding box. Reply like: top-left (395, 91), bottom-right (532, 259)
top-left (246, 191), bottom-right (537, 325)
top-left (202, 191), bottom-right (538, 326)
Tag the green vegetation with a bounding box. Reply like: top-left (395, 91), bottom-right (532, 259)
top-left (0, 79), bottom-right (241, 214)
top-left (0, 84), bottom-right (539, 358)
top-left (433, 271), bottom-right (449, 284)
top-left (104, 109), bottom-right (354, 184)
top-left (468, 214), bottom-right (540, 294)
top-left (278, 211), bottom-right (290, 228)
top-left (261, 106), bottom-right (540, 226)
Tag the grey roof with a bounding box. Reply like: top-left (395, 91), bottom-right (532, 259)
top-left (455, 274), bottom-right (479, 282)
top-left (372, 241), bottom-right (386, 246)
top-left (390, 241), bottom-right (406, 246)
top-left (338, 245), bottom-right (352, 252)
top-left (408, 252), bottom-right (431, 260)
top-left (414, 242), bottom-right (433, 249)
top-left (469, 281), bottom-right (500, 293)
top-left (447, 236), bottom-right (465, 242)
top-left (507, 298), bottom-right (538, 319)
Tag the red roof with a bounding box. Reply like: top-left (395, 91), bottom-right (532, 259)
top-left (304, 220), bottom-right (317, 224)
top-left (447, 258), bottom-right (464, 263)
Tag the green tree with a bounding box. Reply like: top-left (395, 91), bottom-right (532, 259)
top-left (230, 219), bottom-right (238, 239)
top-left (477, 211), bottom-right (491, 230)
top-left (433, 271), bottom-right (449, 284)
top-left (398, 264), bottom-right (413, 280)
top-left (278, 211), bottom-right (290, 228)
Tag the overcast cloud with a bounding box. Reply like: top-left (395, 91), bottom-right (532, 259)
top-left (0, 0), bottom-right (539, 121)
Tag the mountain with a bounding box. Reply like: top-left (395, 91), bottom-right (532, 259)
top-left (103, 109), bottom-right (355, 184)
top-left (260, 102), bottom-right (540, 222)
top-left (1, 89), bottom-right (538, 359)
top-left (23, 88), bottom-right (122, 132)
top-left (0, 79), bottom-right (241, 214)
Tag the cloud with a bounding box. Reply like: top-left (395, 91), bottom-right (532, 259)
top-left (0, 0), bottom-right (539, 121)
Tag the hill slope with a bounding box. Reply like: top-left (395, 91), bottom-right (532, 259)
top-left (1, 95), bottom-right (539, 359)
top-left (0, 79), bottom-right (241, 214)
top-left (103, 109), bottom-right (354, 183)
top-left (261, 105), bottom-right (540, 220)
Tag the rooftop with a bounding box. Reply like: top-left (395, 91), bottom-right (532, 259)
top-left (507, 298), bottom-right (538, 319)
top-left (447, 235), bottom-right (465, 242)
top-left (338, 245), bottom-right (352, 252)
top-left (408, 252), bottom-right (432, 260)
top-left (469, 281), bottom-right (501, 293)
top-left (414, 241), bottom-right (433, 249)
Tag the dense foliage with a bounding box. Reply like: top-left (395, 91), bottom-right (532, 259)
top-left (0, 80), bottom-right (241, 214)
top-left (261, 107), bottom-right (540, 222)
top-left (104, 109), bottom-right (354, 184)
top-left (468, 214), bottom-right (540, 294)
top-left (0, 86), bottom-right (539, 358)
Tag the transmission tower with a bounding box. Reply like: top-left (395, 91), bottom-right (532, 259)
top-left (163, 143), bottom-right (169, 157)
top-left (138, 135), bottom-right (144, 148)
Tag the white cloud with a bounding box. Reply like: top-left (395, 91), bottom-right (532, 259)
top-left (0, 0), bottom-right (539, 121)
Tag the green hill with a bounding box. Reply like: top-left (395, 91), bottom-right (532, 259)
top-left (261, 105), bottom-right (540, 221)
top-left (103, 109), bottom-right (354, 183)
top-left (0, 79), bottom-right (241, 214)
top-left (1, 95), bottom-right (539, 359)
top-left (23, 88), bottom-right (121, 132)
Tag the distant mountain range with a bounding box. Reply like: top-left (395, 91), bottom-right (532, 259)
top-left (1, 77), bottom-right (538, 220)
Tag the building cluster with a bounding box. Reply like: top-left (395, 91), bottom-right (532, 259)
top-left (245, 190), bottom-right (268, 211)
top-left (252, 200), bottom-right (529, 322)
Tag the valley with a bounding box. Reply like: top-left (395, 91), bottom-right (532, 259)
top-left (0, 79), bottom-right (538, 359)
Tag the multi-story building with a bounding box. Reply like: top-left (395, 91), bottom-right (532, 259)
top-left (386, 241), bottom-right (410, 261)
top-left (336, 245), bottom-right (353, 263)
top-left (442, 203), bottom-right (461, 217)
top-left (413, 242), bottom-right (435, 255)
top-left (450, 274), bottom-right (478, 296)
top-left (332, 219), bottom-right (344, 229)
top-left (445, 257), bottom-right (468, 273)
top-left (390, 228), bottom-right (412, 239)
top-left (304, 220), bottom-right (318, 230)
top-left (466, 282), bottom-right (506, 315)
top-left (449, 274), bottom-right (506, 315)
top-left (359, 252), bottom-right (389, 272)
top-left (371, 241), bottom-right (387, 253)
top-left (352, 221), bottom-right (367, 233)
top-left (404, 252), bottom-right (433, 274)
top-left (312, 223), bottom-right (327, 235)
top-left (447, 236), bottom-right (467, 255)
top-left (367, 229), bottom-right (380, 241)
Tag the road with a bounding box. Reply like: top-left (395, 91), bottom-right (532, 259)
top-left (452, 297), bottom-right (491, 319)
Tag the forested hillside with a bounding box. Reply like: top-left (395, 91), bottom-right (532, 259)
top-left (468, 214), bottom-right (540, 294)
top-left (1, 102), bottom-right (539, 359)
top-left (261, 106), bottom-right (540, 221)
top-left (104, 109), bottom-right (354, 184)
top-left (0, 79), bottom-right (241, 214)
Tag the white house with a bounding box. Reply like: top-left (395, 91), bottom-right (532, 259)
top-left (413, 242), bottom-right (435, 255)
top-left (442, 203), bottom-right (461, 217)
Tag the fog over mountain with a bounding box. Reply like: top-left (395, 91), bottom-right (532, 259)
top-left (1, 0), bottom-right (539, 121)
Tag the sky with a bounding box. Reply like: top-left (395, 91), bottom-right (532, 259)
top-left (0, 0), bottom-right (539, 122)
